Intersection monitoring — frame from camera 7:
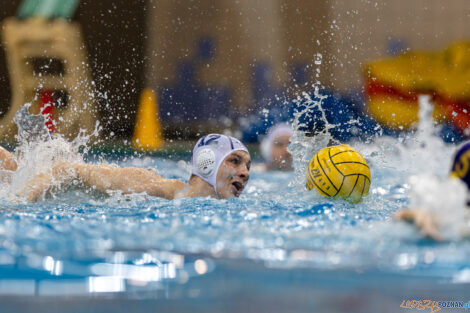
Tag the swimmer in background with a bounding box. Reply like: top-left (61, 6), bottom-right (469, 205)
top-left (0, 134), bottom-right (251, 202)
top-left (258, 123), bottom-right (293, 171)
top-left (394, 141), bottom-right (470, 241)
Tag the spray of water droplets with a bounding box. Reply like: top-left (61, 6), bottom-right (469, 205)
top-left (0, 103), bottom-right (100, 202)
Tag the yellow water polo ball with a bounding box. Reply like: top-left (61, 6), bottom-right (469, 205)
top-left (306, 144), bottom-right (371, 203)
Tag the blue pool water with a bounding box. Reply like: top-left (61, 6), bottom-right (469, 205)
top-left (1, 100), bottom-right (470, 313)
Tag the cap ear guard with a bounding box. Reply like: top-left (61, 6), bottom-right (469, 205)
top-left (195, 148), bottom-right (216, 177)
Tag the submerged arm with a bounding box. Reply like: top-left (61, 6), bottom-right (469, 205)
top-left (394, 208), bottom-right (442, 241)
top-left (22, 163), bottom-right (186, 202)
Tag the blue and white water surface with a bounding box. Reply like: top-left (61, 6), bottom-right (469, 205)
top-left (0, 96), bottom-right (469, 312)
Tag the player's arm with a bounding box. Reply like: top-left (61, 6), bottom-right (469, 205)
top-left (393, 208), bottom-right (442, 241)
top-left (0, 146), bottom-right (17, 171)
top-left (72, 163), bottom-right (185, 199)
top-left (22, 162), bottom-right (186, 202)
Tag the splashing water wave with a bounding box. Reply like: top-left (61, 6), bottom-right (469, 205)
top-left (0, 104), bottom-right (99, 202)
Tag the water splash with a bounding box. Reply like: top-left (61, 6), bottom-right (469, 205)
top-left (285, 88), bottom-right (462, 242)
top-left (408, 174), bottom-right (469, 240)
top-left (399, 95), bottom-right (470, 240)
top-left (407, 95), bottom-right (449, 177)
top-left (288, 87), bottom-right (333, 189)
top-left (0, 104), bottom-right (100, 201)
top-left (358, 94), bottom-right (452, 187)
top-left (14, 104), bottom-right (51, 144)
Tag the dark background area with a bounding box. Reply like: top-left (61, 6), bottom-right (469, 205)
top-left (1, 1), bottom-right (468, 142)
top-left (0, 0), bottom-right (146, 139)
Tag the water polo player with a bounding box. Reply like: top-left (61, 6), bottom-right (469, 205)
top-left (395, 141), bottom-right (470, 241)
top-left (260, 123), bottom-right (293, 171)
top-left (1, 134), bottom-right (251, 202)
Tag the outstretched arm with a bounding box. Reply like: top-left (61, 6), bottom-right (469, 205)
top-left (22, 162), bottom-right (186, 202)
top-left (72, 163), bottom-right (185, 199)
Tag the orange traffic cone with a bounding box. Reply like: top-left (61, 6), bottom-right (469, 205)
top-left (132, 88), bottom-right (164, 151)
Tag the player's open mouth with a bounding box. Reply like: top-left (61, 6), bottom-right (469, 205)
top-left (231, 181), bottom-right (243, 196)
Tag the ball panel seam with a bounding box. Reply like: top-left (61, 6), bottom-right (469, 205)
top-left (328, 147), bottom-right (344, 176)
top-left (317, 153), bottom-right (339, 191)
top-left (329, 149), bottom-right (356, 157)
top-left (334, 161), bottom-right (370, 169)
top-left (347, 175), bottom-right (360, 197)
top-left (360, 175), bottom-right (367, 197)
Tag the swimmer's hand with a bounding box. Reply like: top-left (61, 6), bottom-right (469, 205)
top-left (17, 162), bottom-right (77, 202)
top-left (394, 208), bottom-right (442, 241)
top-left (17, 172), bottom-right (53, 202)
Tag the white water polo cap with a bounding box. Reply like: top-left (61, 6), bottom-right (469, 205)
top-left (191, 134), bottom-right (249, 191)
top-left (260, 123), bottom-right (293, 163)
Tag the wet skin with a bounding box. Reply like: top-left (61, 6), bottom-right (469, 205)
top-left (270, 134), bottom-right (292, 170)
top-left (215, 151), bottom-right (251, 198)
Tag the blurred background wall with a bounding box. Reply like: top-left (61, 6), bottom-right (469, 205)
top-left (1, 0), bottom-right (469, 140)
top-left (146, 0), bottom-right (332, 137)
top-left (328, 0), bottom-right (470, 91)
top-left (0, 0), bottom-right (146, 139)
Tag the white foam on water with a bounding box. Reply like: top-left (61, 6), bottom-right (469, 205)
top-left (359, 95), bottom-right (451, 178)
top-left (0, 104), bottom-right (98, 201)
top-left (400, 96), bottom-right (470, 239)
top-left (408, 174), bottom-right (469, 240)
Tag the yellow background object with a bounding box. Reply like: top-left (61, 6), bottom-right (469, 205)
top-left (365, 42), bottom-right (470, 131)
top-left (367, 95), bottom-right (447, 129)
top-left (132, 88), bottom-right (164, 151)
top-left (306, 144), bottom-right (371, 203)
top-left (366, 42), bottom-right (470, 100)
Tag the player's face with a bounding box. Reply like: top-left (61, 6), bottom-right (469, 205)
top-left (270, 134), bottom-right (292, 170)
top-left (216, 151), bottom-right (251, 198)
